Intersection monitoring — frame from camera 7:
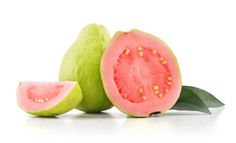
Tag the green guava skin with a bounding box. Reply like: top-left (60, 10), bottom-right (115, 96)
top-left (19, 82), bottom-right (83, 117)
top-left (59, 24), bottom-right (113, 113)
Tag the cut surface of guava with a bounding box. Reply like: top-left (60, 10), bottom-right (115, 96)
top-left (101, 30), bottom-right (182, 117)
top-left (17, 81), bottom-right (82, 117)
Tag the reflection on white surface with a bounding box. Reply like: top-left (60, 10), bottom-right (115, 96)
top-left (19, 108), bottom-right (224, 137)
top-left (22, 112), bottom-right (120, 136)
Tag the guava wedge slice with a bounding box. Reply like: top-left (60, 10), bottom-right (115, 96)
top-left (101, 30), bottom-right (182, 117)
top-left (17, 81), bottom-right (82, 117)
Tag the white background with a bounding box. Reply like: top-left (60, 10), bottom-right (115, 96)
top-left (0, 0), bottom-right (235, 142)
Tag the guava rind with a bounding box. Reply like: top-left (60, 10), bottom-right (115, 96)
top-left (17, 82), bottom-right (82, 117)
top-left (59, 24), bottom-right (113, 113)
top-left (101, 30), bottom-right (182, 117)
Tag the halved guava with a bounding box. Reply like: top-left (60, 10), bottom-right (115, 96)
top-left (101, 30), bottom-right (182, 117)
top-left (17, 81), bottom-right (82, 117)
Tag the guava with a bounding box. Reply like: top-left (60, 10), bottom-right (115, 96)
top-left (59, 24), bottom-right (113, 113)
top-left (101, 30), bottom-right (182, 117)
top-left (17, 81), bottom-right (82, 117)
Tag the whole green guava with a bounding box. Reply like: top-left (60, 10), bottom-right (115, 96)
top-left (59, 24), bottom-right (113, 113)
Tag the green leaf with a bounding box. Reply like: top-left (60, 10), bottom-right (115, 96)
top-left (171, 86), bottom-right (225, 114)
top-left (183, 86), bottom-right (225, 108)
top-left (171, 87), bottom-right (211, 114)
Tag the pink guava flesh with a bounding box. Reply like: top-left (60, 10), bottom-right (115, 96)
top-left (17, 81), bottom-right (77, 112)
top-left (101, 30), bottom-right (182, 117)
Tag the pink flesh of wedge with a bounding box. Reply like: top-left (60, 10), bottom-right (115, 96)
top-left (101, 30), bottom-right (182, 117)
